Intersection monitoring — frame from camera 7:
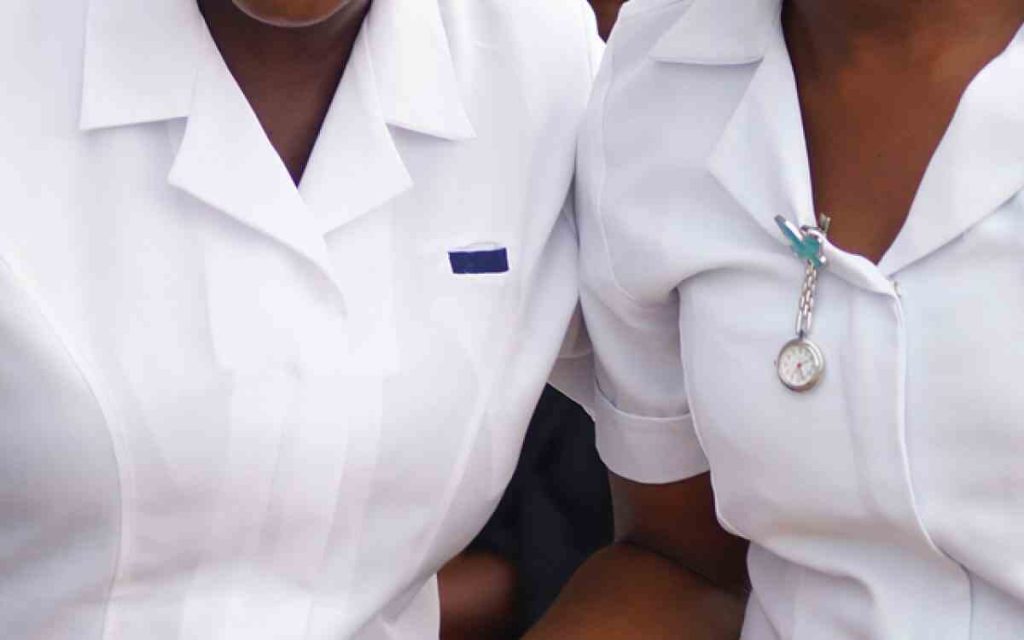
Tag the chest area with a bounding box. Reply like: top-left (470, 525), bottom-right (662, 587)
top-left (0, 135), bottom-right (560, 620)
top-left (672, 195), bottom-right (1024, 544)
top-left (0, 119), bottom-right (560, 497)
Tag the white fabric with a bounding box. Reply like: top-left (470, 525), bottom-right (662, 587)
top-left (579, 0), bottom-right (1024, 637)
top-left (0, 0), bottom-right (600, 638)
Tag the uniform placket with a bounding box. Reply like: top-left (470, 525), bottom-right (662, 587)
top-left (843, 261), bottom-right (972, 638)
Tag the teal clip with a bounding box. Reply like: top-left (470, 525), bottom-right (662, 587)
top-left (774, 215), bottom-right (826, 269)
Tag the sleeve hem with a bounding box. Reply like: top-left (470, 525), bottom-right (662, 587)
top-left (594, 386), bottom-right (709, 485)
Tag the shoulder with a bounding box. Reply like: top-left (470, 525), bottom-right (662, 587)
top-left (578, 0), bottom-right (754, 184)
top-left (440, 0), bottom-right (599, 50)
top-left (1, 1), bottom-right (88, 77)
top-left (438, 0), bottom-right (602, 105)
top-left (601, 0), bottom-right (692, 70)
top-left (0, 1), bottom-right (88, 132)
top-left (575, 0), bottom-right (762, 297)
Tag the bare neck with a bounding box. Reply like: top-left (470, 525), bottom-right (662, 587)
top-left (784, 0), bottom-right (1024, 70)
top-left (197, 0), bottom-right (371, 76)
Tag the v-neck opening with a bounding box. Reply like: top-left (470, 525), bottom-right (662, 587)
top-left (182, 12), bottom-right (413, 242)
top-left (877, 21), bottom-right (1024, 275)
top-left (780, 20), bottom-right (1024, 274)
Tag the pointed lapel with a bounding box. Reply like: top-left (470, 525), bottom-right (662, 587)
top-left (82, 0), bottom-right (338, 284)
top-left (703, 21), bottom-right (894, 293)
top-left (653, 0), bottom-right (811, 242)
top-left (879, 24), bottom-right (1024, 275)
top-left (302, 0), bottom-right (477, 235)
top-left (81, 0), bottom-right (484, 284)
top-left (167, 30), bottom-right (336, 281)
top-left (368, 0), bottom-right (476, 141)
top-left (299, 29), bottom-right (414, 235)
top-left (707, 31), bottom-right (817, 237)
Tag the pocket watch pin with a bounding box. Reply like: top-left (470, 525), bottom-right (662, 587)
top-left (773, 214), bottom-right (830, 392)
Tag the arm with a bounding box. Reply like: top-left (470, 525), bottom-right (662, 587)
top-left (525, 473), bottom-right (748, 639)
top-left (558, 76), bottom-right (750, 635)
top-left (439, 550), bottom-right (518, 640)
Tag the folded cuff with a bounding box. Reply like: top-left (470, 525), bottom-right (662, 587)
top-left (594, 386), bottom-right (710, 484)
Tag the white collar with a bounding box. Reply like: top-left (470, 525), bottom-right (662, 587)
top-left (79, 0), bottom-right (476, 141)
top-left (78, 0), bottom-right (480, 300)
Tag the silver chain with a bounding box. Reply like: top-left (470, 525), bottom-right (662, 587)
top-left (793, 219), bottom-right (829, 338)
top-left (795, 261), bottom-right (819, 337)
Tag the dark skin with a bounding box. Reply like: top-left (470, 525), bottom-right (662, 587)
top-left (590, 0), bottom-right (624, 40)
top-left (528, 1), bottom-right (1024, 637)
top-left (438, 550), bottom-right (518, 640)
top-left (526, 473), bottom-right (748, 639)
top-left (787, 0), bottom-right (1024, 263)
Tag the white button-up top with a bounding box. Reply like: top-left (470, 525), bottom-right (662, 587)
top-left (0, 1), bottom-right (599, 638)
top-left (578, 0), bottom-right (1024, 637)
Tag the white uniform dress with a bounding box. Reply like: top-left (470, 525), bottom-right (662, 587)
top-left (0, 0), bottom-right (599, 638)
top-left (578, 0), bottom-right (1024, 637)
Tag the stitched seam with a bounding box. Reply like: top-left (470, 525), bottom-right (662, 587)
top-left (0, 252), bottom-right (133, 639)
top-left (591, 46), bottom-right (674, 312)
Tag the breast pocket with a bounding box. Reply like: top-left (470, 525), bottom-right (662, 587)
top-left (447, 245), bottom-right (510, 275)
top-left (414, 240), bottom-right (521, 373)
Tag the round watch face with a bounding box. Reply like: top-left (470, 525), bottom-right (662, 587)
top-left (776, 338), bottom-right (825, 392)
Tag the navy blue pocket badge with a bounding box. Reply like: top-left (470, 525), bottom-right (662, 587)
top-left (448, 247), bottom-right (509, 275)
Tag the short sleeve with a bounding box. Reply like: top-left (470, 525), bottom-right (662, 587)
top-left (580, 267), bottom-right (709, 484)
top-left (575, 39), bottom-right (708, 485)
top-left (547, 195), bottom-right (596, 416)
